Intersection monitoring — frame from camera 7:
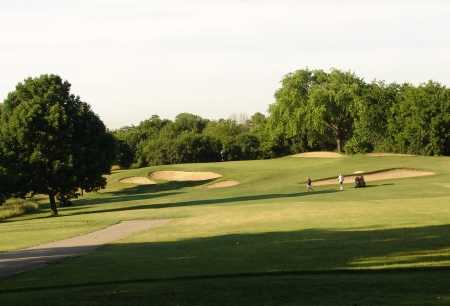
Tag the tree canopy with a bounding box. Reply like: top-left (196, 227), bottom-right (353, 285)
top-left (0, 75), bottom-right (115, 215)
top-left (268, 68), bottom-right (449, 155)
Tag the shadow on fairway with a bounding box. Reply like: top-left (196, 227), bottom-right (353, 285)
top-left (3, 181), bottom-right (216, 222)
top-left (111, 179), bottom-right (217, 196)
top-left (2, 223), bottom-right (450, 302)
top-left (73, 180), bottom-right (215, 206)
top-left (63, 189), bottom-right (338, 217)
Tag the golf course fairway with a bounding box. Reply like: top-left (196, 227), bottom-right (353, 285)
top-left (1, 154), bottom-right (450, 306)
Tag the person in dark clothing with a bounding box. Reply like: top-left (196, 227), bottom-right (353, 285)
top-left (306, 177), bottom-right (313, 192)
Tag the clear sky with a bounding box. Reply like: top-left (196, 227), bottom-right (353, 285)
top-left (1, 0), bottom-right (449, 129)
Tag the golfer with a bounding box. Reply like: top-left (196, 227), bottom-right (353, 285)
top-left (306, 177), bottom-right (313, 192)
top-left (338, 174), bottom-right (344, 191)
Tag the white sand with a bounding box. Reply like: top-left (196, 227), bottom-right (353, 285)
top-left (150, 171), bottom-right (222, 181)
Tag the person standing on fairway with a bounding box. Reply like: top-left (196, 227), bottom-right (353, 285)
top-left (338, 174), bottom-right (344, 191)
top-left (306, 176), bottom-right (313, 192)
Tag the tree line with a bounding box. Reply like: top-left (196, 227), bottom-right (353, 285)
top-left (112, 112), bottom-right (269, 168)
top-left (114, 68), bottom-right (449, 168)
top-left (268, 69), bottom-right (449, 155)
top-left (1, 70), bottom-right (449, 213)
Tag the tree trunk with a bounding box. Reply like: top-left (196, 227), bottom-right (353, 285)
top-left (335, 128), bottom-right (344, 153)
top-left (49, 193), bottom-right (58, 216)
top-left (336, 137), bottom-right (342, 153)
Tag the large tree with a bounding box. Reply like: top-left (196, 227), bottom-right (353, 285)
top-left (0, 75), bottom-right (115, 215)
top-left (268, 69), bottom-right (322, 152)
top-left (305, 69), bottom-right (364, 152)
top-left (268, 69), bottom-right (362, 153)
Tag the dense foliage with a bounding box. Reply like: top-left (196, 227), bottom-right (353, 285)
top-left (113, 113), bottom-right (270, 167)
top-left (114, 69), bottom-right (449, 167)
top-left (0, 75), bottom-right (115, 214)
top-left (269, 69), bottom-right (449, 155)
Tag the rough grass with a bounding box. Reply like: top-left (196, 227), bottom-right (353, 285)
top-left (0, 198), bottom-right (39, 220)
top-left (1, 155), bottom-right (450, 305)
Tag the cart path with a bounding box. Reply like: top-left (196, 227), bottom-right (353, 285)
top-left (0, 219), bottom-right (168, 278)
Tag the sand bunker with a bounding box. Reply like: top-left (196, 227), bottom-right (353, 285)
top-left (207, 180), bottom-right (240, 189)
top-left (314, 168), bottom-right (434, 186)
top-left (150, 171), bottom-right (222, 181)
top-left (367, 153), bottom-right (415, 157)
top-left (120, 177), bottom-right (156, 185)
top-left (293, 151), bottom-right (343, 158)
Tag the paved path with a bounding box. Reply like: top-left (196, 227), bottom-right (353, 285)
top-left (0, 219), bottom-right (168, 278)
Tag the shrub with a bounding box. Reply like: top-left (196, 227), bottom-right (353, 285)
top-left (0, 198), bottom-right (39, 220)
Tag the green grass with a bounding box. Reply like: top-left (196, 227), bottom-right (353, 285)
top-left (1, 154), bottom-right (450, 305)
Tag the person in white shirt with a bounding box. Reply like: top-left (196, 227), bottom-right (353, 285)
top-left (338, 174), bottom-right (344, 191)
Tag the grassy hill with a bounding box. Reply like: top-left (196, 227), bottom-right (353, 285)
top-left (1, 154), bottom-right (450, 305)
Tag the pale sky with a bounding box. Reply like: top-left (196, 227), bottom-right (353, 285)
top-left (1, 0), bottom-right (449, 129)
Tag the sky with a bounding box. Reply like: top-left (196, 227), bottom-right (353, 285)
top-left (1, 0), bottom-right (449, 129)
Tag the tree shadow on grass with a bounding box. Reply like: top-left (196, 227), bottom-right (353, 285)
top-left (2, 180), bottom-right (220, 222)
top-left (110, 179), bottom-right (216, 196)
top-left (69, 191), bottom-right (183, 207)
top-left (70, 180), bottom-right (215, 207)
top-left (64, 189), bottom-right (338, 217)
top-left (2, 223), bottom-right (450, 299)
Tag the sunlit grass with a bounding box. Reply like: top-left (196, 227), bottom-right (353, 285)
top-left (1, 155), bottom-right (450, 305)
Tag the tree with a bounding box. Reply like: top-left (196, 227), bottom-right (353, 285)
top-left (203, 119), bottom-right (244, 140)
top-left (113, 139), bottom-right (134, 168)
top-left (306, 69), bottom-right (364, 152)
top-left (385, 82), bottom-right (450, 155)
top-left (345, 81), bottom-right (399, 153)
top-left (113, 115), bottom-right (171, 167)
top-left (0, 75), bottom-right (115, 215)
top-left (268, 69), bottom-right (335, 153)
top-left (173, 113), bottom-right (208, 134)
top-left (175, 133), bottom-right (220, 163)
top-left (235, 133), bottom-right (261, 160)
top-left (0, 167), bottom-right (9, 205)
